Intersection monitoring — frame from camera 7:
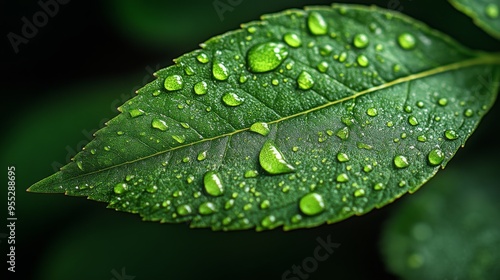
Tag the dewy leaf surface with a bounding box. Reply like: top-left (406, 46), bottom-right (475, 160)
top-left (449, 0), bottom-right (500, 39)
top-left (29, 4), bottom-right (500, 231)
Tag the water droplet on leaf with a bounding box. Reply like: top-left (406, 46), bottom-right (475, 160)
top-left (317, 61), bottom-right (329, 73)
top-left (283, 33), bottom-right (302, 48)
top-left (366, 107), bottom-right (378, 117)
top-left (177, 204), bottom-right (192, 216)
top-left (261, 215), bottom-right (277, 228)
top-left (197, 151), bottom-right (207, 161)
top-left (337, 152), bottom-right (349, 162)
top-left (146, 185), bottom-right (158, 193)
top-left (259, 140), bottom-right (295, 175)
top-left (172, 135), bottom-right (186, 144)
top-left (114, 183), bottom-right (128, 194)
top-left (260, 200), bottom-right (270, 209)
top-left (464, 109), bottom-right (473, 117)
top-left (196, 53), bottom-right (209, 63)
top-left (244, 170), bottom-right (259, 178)
top-left (247, 42), bottom-right (289, 73)
top-left (394, 155), bottom-right (409, 169)
top-left (164, 75), bottom-right (184, 91)
top-left (354, 189), bottom-right (365, 197)
top-left (336, 173), bottom-right (349, 183)
top-left (198, 202), bottom-right (216, 215)
top-left (203, 171), bottom-right (224, 197)
top-left (353, 33), bottom-right (369, 48)
top-left (297, 71), bottom-right (314, 90)
top-left (444, 130), bottom-right (458, 140)
top-left (250, 122), bottom-right (270, 136)
top-left (184, 66), bottom-right (195, 76)
top-left (408, 116), bottom-right (419, 126)
top-left (398, 33), bottom-right (416, 50)
top-left (428, 149), bottom-right (445, 166)
top-left (212, 62), bottom-right (229, 80)
top-left (151, 119), bottom-right (168, 131)
top-left (336, 127), bottom-right (349, 140)
top-left (299, 193), bottom-right (325, 216)
top-left (486, 3), bottom-right (499, 18)
top-left (129, 109), bottom-right (144, 118)
top-left (357, 55), bottom-right (369, 67)
top-left (194, 81), bottom-right (208, 95)
top-left (222, 92), bottom-right (245, 107)
top-left (437, 98), bottom-right (448, 106)
top-left (308, 11), bottom-right (328, 35)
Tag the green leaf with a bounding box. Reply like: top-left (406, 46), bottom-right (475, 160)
top-left (28, 4), bottom-right (500, 231)
top-left (380, 159), bottom-right (500, 279)
top-left (449, 0), bottom-right (500, 39)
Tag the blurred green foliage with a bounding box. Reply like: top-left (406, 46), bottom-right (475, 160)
top-left (381, 160), bottom-right (500, 279)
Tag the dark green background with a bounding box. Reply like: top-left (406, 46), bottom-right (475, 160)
top-left (2, 0), bottom-right (499, 279)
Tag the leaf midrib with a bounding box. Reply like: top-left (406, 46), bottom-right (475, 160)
top-left (49, 53), bottom-right (500, 183)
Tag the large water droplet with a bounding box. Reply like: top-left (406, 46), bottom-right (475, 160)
top-left (394, 155), bottom-right (409, 169)
top-left (222, 92), bottom-right (245, 107)
top-left (151, 119), bottom-right (168, 131)
top-left (486, 3), bottom-right (499, 18)
top-left (196, 53), bottom-right (209, 63)
top-left (261, 215), bottom-right (277, 228)
top-left (444, 129), bottom-right (458, 140)
top-left (164, 75), bottom-right (184, 91)
top-left (203, 171), bottom-right (224, 196)
top-left (197, 151), bottom-right (207, 161)
top-left (259, 140), bottom-right (295, 175)
top-left (336, 127), bottom-right (349, 140)
top-left (357, 55), bottom-right (369, 67)
top-left (176, 204), bottom-right (192, 216)
top-left (366, 107), bottom-right (378, 117)
top-left (194, 81), bottom-right (208, 95)
top-left (172, 135), bottom-right (186, 144)
top-left (114, 183), bottom-right (128, 194)
top-left (353, 33), bottom-right (369, 48)
top-left (212, 62), bottom-right (229, 81)
top-left (244, 170), bottom-right (259, 178)
top-left (198, 202), bottom-right (216, 215)
top-left (437, 98), bottom-right (448, 106)
top-left (337, 152), bottom-right (349, 162)
top-left (408, 116), bottom-right (419, 126)
top-left (250, 122), bottom-right (270, 136)
top-left (338, 52), bottom-right (347, 62)
top-left (398, 33), bottom-right (416, 50)
top-left (299, 193), bottom-right (325, 216)
top-left (129, 109), bottom-right (144, 118)
top-left (373, 183), bottom-right (384, 190)
top-left (308, 11), bottom-right (328, 35)
top-left (247, 42), bottom-right (289, 73)
top-left (353, 189), bottom-right (365, 197)
top-left (428, 149), bottom-right (445, 166)
top-left (184, 66), bottom-right (195, 76)
top-left (297, 71), bottom-right (314, 90)
top-left (283, 33), bottom-right (302, 48)
top-left (336, 173), bottom-right (349, 183)
top-left (76, 160), bottom-right (84, 171)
